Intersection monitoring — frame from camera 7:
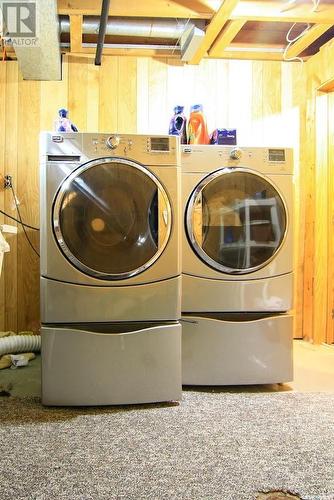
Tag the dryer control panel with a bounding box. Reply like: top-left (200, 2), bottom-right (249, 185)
top-left (181, 145), bottom-right (293, 175)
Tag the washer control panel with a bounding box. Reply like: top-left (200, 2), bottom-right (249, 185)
top-left (84, 133), bottom-right (179, 165)
top-left (87, 135), bottom-right (174, 156)
top-left (230, 148), bottom-right (242, 160)
top-left (43, 133), bottom-right (180, 166)
top-left (106, 135), bottom-right (120, 149)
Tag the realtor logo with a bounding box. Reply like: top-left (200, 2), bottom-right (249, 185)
top-left (2, 2), bottom-right (36, 37)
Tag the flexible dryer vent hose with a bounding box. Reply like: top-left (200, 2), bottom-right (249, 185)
top-left (0, 335), bottom-right (41, 356)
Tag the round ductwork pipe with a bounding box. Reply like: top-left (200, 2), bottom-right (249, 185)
top-left (59, 16), bottom-right (205, 40)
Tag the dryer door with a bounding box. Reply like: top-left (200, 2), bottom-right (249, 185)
top-left (185, 167), bottom-right (287, 274)
top-left (53, 158), bottom-right (172, 280)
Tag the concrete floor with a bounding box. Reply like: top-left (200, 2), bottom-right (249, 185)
top-left (290, 340), bottom-right (334, 392)
top-left (1, 340), bottom-right (334, 398)
top-left (0, 353), bottom-right (41, 397)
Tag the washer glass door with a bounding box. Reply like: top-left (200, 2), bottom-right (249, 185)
top-left (53, 158), bottom-right (172, 280)
top-left (186, 168), bottom-right (287, 274)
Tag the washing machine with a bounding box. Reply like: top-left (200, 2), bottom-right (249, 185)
top-left (40, 132), bottom-right (181, 405)
top-left (181, 145), bottom-right (293, 385)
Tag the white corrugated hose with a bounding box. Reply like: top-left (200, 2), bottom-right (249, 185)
top-left (0, 335), bottom-right (41, 356)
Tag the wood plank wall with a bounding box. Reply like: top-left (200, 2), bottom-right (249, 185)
top-left (0, 55), bottom-right (302, 335)
top-left (299, 40), bottom-right (334, 344)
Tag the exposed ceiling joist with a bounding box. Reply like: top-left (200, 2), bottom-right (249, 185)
top-left (57, 0), bottom-right (214, 18)
top-left (318, 76), bottom-right (334, 93)
top-left (231, 1), bottom-right (334, 23)
top-left (69, 15), bottom-right (83, 53)
top-left (58, 1), bottom-right (334, 24)
top-left (229, 42), bottom-right (286, 50)
top-left (209, 19), bottom-right (246, 57)
top-left (285, 23), bottom-right (333, 59)
top-left (213, 48), bottom-right (284, 61)
top-left (57, 0), bottom-right (334, 63)
top-left (189, 0), bottom-right (241, 64)
top-left (171, 0), bottom-right (217, 15)
top-left (66, 47), bottom-right (180, 58)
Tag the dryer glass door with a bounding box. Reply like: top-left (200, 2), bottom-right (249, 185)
top-left (186, 168), bottom-right (287, 274)
top-left (53, 158), bottom-right (172, 280)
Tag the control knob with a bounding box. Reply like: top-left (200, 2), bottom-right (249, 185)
top-left (106, 135), bottom-right (120, 149)
top-left (230, 148), bottom-right (242, 160)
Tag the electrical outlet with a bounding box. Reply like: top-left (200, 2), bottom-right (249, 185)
top-left (4, 175), bottom-right (12, 189)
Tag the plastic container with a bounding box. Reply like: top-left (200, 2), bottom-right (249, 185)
top-left (0, 229), bottom-right (10, 275)
top-left (188, 104), bottom-right (210, 145)
top-left (169, 105), bottom-right (187, 144)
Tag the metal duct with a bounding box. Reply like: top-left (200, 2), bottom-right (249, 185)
top-left (59, 16), bottom-right (205, 39)
top-left (181, 25), bottom-right (205, 62)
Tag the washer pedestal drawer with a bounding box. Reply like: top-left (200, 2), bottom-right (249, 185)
top-left (182, 314), bottom-right (293, 385)
top-left (42, 322), bottom-right (181, 406)
top-left (41, 276), bottom-right (181, 323)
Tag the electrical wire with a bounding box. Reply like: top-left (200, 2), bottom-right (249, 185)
top-left (172, 17), bottom-right (191, 55)
top-left (0, 208), bottom-right (39, 230)
top-left (283, 0), bottom-right (321, 63)
top-left (9, 185), bottom-right (40, 258)
top-left (283, 22), bottom-right (311, 63)
top-left (312, 0), bottom-right (321, 12)
top-left (281, 0), bottom-right (320, 11)
top-left (280, 0), bottom-right (297, 13)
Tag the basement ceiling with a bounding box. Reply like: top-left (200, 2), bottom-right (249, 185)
top-left (3, 0), bottom-right (334, 67)
top-left (58, 0), bottom-right (334, 62)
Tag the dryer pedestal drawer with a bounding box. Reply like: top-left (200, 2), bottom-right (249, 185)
top-left (42, 322), bottom-right (181, 406)
top-left (182, 273), bottom-right (293, 312)
top-left (182, 314), bottom-right (293, 385)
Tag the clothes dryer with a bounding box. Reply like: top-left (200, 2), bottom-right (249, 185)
top-left (40, 132), bottom-right (181, 405)
top-left (181, 145), bottom-right (293, 385)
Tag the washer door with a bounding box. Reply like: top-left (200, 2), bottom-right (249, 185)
top-left (185, 168), bottom-right (287, 274)
top-left (53, 158), bottom-right (172, 280)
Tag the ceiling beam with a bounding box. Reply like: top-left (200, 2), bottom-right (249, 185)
top-left (230, 42), bottom-right (285, 50)
top-left (209, 48), bottom-right (284, 61)
top-left (285, 23), bottom-right (333, 59)
top-left (188, 0), bottom-right (241, 64)
top-left (58, 0), bottom-right (213, 18)
top-left (58, 0), bottom-right (334, 23)
top-left (65, 47), bottom-right (180, 58)
top-left (171, 0), bottom-right (216, 15)
top-left (231, 1), bottom-right (334, 23)
top-left (209, 19), bottom-right (246, 57)
top-left (318, 77), bottom-right (334, 93)
top-left (69, 15), bottom-right (83, 53)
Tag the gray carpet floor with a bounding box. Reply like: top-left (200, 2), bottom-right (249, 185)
top-left (0, 391), bottom-right (334, 500)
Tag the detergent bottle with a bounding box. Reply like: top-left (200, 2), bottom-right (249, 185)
top-left (54, 108), bottom-right (78, 133)
top-left (168, 105), bottom-right (187, 144)
top-left (188, 104), bottom-right (210, 145)
top-left (210, 128), bottom-right (237, 145)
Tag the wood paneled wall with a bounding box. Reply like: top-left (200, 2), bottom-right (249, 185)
top-left (297, 40), bottom-right (334, 344)
top-left (0, 55), bottom-right (303, 334)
